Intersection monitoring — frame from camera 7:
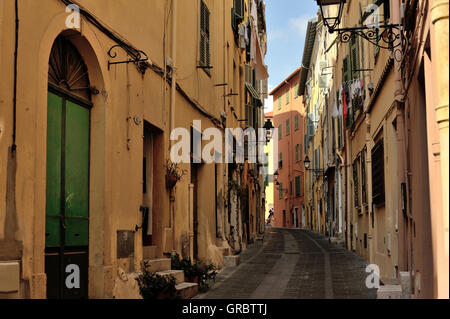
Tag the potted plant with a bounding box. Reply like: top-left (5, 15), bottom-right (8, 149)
top-left (170, 253), bottom-right (217, 291)
top-left (136, 261), bottom-right (179, 299)
top-left (164, 160), bottom-right (187, 189)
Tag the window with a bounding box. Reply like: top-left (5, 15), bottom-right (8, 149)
top-left (231, 0), bottom-right (244, 32)
top-left (278, 97), bottom-right (281, 110)
top-left (279, 182), bottom-right (284, 199)
top-left (361, 147), bottom-right (367, 205)
top-left (350, 30), bottom-right (360, 79)
top-left (278, 125), bottom-right (282, 140)
top-left (200, 1), bottom-right (210, 69)
top-left (353, 158), bottom-right (359, 207)
top-left (286, 119), bottom-right (290, 136)
top-left (294, 83), bottom-right (299, 98)
top-left (337, 117), bottom-right (343, 148)
top-left (295, 144), bottom-right (302, 162)
top-left (295, 176), bottom-right (301, 197)
top-left (279, 152), bottom-right (283, 169)
top-left (372, 139), bottom-right (385, 206)
top-left (286, 90), bottom-right (290, 104)
top-left (294, 114), bottom-right (299, 131)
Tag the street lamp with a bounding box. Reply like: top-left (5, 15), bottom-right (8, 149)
top-left (316, 0), bottom-right (346, 33)
top-left (304, 155), bottom-right (324, 176)
top-left (315, 0), bottom-right (403, 51)
top-left (263, 119), bottom-right (275, 143)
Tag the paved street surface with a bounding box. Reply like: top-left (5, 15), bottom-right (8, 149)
top-left (198, 227), bottom-right (377, 299)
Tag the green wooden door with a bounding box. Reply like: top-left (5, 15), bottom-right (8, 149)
top-left (45, 90), bottom-right (90, 299)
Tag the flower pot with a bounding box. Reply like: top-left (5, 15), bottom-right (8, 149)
top-left (166, 174), bottom-right (178, 189)
top-left (156, 290), bottom-right (172, 300)
top-left (185, 275), bottom-right (199, 284)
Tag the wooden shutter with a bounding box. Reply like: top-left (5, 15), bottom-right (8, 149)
top-left (350, 31), bottom-right (360, 79)
top-left (286, 90), bottom-right (290, 104)
top-left (343, 55), bottom-right (351, 82)
top-left (353, 159), bottom-right (359, 207)
top-left (372, 140), bottom-right (385, 206)
top-left (361, 148), bottom-right (367, 204)
top-left (286, 119), bottom-right (290, 136)
top-left (294, 114), bottom-right (299, 131)
top-left (200, 1), bottom-right (210, 67)
top-left (278, 124), bottom-right (282, 140)
top-left (295, 176), bottom-right (301, 197)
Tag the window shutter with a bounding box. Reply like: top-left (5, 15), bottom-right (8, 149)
top-left (278, 125), bottom-right (282, 140)
top-left (295, 176), bottom-right (301, 196)
top-left (372, 140), bottom-right (385, 206)
top-left (353, 159), bottom-right (359, 207)
top-left (278, 97), bottom-right (281, 110)
top-left (286, 90), bottom-right (290, 104)
top-left (286, 119), bottom-right (290, 136)
top-left (294, 83), bottom-right (299, 98)
top-left (200, 1), bottom-right (210, 67)
top-left (343, 56), bottom-right (351, 82)
top-left (294, 115), bottom-right (299, 131)
top-left (361, 148), bottom-right (367, 204)
top-left (350, 30), bottom-right (360, 79)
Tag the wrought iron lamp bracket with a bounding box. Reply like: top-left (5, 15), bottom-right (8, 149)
top-left (107, 45), bottom-right (149, 74)
top-left (334, 24), bottom-right (404, 51)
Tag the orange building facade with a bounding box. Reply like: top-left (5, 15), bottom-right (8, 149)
top-left (270, 68), bottom-right (306, 228)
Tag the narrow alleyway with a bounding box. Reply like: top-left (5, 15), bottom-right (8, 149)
top-left (199, 228), bottom-right (377, 299)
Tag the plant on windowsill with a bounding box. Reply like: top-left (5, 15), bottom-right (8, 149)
top-left (164, 159), bottom-right (187, 189)
top-left (136, 261), bottom-right (180, 300)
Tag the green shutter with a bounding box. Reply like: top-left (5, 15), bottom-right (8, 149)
top-left (278, 97), bottom-right (281, 110)
top-left (294, 83), bottom-right (299, 98)
top-left (286, 119), bottom-right (290, 135)
top-left (65, 100), bottom-right (90, 247)
top-left (46, 93), bottom-right (63, 248)
top-left (350, 28), bottom-right (360, 79)
top-left (278, 124), bottom-right (282, 140)
top-left (279, 182), bottom-right (283, 199)
top-left (294, 114), bottom-right (299, 130)
top-left (286, 90), bottom-right (289, 104)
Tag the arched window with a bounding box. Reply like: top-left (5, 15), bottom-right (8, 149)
top-left (48, 35), bottom-right (91, 102)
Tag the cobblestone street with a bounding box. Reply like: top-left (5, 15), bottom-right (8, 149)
top-left (199, 227), bottom-right (377, 299)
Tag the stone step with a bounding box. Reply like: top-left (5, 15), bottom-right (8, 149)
top-left (377, 285), bottom-right (403, 299)
top-left (224, 255), bottom-right (240, 267)
top-left (218, 246), bottom-right (231, 257)
top-left (176, 282), bottom-right (199, 299)
top-left (142, 258), bottom-right (171, 272)
top-left (143, 246), bottom-right (158, 259)
top-left (156, 269), bottom-right (184, 285)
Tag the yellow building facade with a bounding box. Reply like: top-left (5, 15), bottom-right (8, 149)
top-left (0, 0), bottom-right (268, 299)
top-left (302, 0), bottom-right (448, 298)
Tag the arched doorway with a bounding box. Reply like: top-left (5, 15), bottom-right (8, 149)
top-left (45, 35), bottom-right (91, 299)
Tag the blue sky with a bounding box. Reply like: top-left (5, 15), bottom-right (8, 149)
top-left (264, 0), bottom-right (318, 112)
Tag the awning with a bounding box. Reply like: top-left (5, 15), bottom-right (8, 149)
top-left (245, 82), bottom-right (261, 101)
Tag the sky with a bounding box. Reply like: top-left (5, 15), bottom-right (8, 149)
top-left (263, 0), bottom-right (319, 113)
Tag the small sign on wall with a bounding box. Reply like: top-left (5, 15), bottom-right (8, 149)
top-left (117, 231), bottom-right (135, 259)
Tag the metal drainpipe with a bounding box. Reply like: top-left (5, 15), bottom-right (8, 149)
top-left (12, 0), bottom-right (19, 152)
top-left (431, 0), bottom-right (449, 299)
top-left (170, 0), bottom-right (177, 252)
